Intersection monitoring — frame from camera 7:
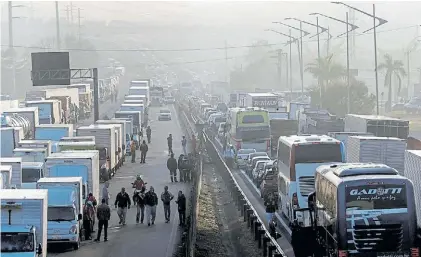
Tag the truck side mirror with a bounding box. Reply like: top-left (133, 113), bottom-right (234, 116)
top-left (37, 243), bottom-right (43, 255)
top-left (78, 214), bottom-right (82, 221)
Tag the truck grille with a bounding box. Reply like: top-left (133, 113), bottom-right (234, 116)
top-left (353, 224), bottom-right (403, 252)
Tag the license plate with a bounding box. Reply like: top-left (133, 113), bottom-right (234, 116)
top-left (52, 235), bottom-right (61, 240)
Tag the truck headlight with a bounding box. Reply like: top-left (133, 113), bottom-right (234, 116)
top-left (69, 225), bottom-right (78, 234)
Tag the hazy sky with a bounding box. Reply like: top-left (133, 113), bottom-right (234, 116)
top-left (3, 1), bottom-right (421, 27)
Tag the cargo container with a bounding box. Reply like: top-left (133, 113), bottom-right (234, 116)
top-left (0, 157), bottom-right (22, 188)
top-left (344, 114), bottom-right (409, 139)
top-left (26, 99), bottom-right (61, 124)
top-left (245, 93), bottom-right (280, 112)
top-left (404, 150), bottom-right (421, 232)
top-left (60, 136), bottom-right (95, 143)
top-left (37, 177), bottom-right (83, 249)
top-left (2, 107), bottom-right (39, 137)
top-left (346, 136), bottom-right (406, 174)
top-left (13, 147), bottom-right (47, 162)
top-left (58, 141), bottom-right (96, 151)
top-left (327, 132), bottom-right (373, 161)
top-left (0, 189), bottom-right (48, 257)
top-left (0, 165), bottom-right (12, 188)
top-left (114, 110), bottom-right (142, 132)
top-left (96, 120), bottom-right (126, 158)
top-left (45, 151), bottom-right (99, 202)
top-left (35, 124), bottom-right (73, 141)
top-left (18, 140), bottom-right (52, 156)
top-left (76, 125), bottom-right (116, 176)
top-left (1, 127), bottom-right (16, 157)
top-left (288, 102), bottom-right (310, 120)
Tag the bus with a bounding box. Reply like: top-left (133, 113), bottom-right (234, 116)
top-left (227, 107), bottom-right (271, 152)
top-left (276, 135), bottom-right (343, 228)
top-left (311, 163), bottom-right (416, 257)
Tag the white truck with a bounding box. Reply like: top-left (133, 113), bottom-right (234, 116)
top-left (346, 136), bottom-right (406, 175)
top-left (37, 177), bottom-right (83, 250)
top-left (77, 125), bottom-right (117, 176)
top-left (245, 93), bottom-right (280, 112)
top-left (18, 140), bottom-right (52, 156)
top-left (0, 189), bottom-right (48, 257)
top-left (0, 157), bottom-right (22, 188)
top-left (45, 151), bottom-right (100, 203)
top-left (344, 114), bottom-right (409, 139)
top-left (404, 150), bottom-right (421, 232)
top-left (2, 107), bottom-right (39, 137)
top-left (0, 165), bottom-right (12, 188)
top-left (35, 124), bottom-right (74, 142)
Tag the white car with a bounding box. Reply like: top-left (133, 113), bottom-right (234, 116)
top-left (252, 159), bottom-right (271, 182)
top-left (158, 109), bottom-right (172, 121)
top-left (236, 149), bottom-right (256, 168)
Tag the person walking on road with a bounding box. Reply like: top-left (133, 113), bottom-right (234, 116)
top-left (102, 182), bottom-right (110, 205)
top-left (95, 199), bottom-right (111, 242)
top-left (146, 126), bottom-right (152, 144)
top-left (175, 190), bottom-right (186, 226)
top-left (114, 187), bottom-right (131, 225)
top-left (161, 186), bottom-right (174, 223)
top-left (145, 186), bottom-right (158, 226)
top-left (130, 138), bottom-right (137, 163)
top-left (167, 134), bottom-right (173, 155)
top-left (181, 136), bottom-right (187, 155)
top-left (139, 140), bottom-right (148, 164)
top-left (134, 186), bottom-right (146, 224)
top-left (83, 201), bottom-right (94, 240)
top-left (167, 153), bottom-right (178, 182)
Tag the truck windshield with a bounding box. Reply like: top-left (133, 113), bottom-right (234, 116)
top-left (294, 144), bottom-right (342, 164)
top-left (346, 185), bottom-right (407, 210)
top-left (22, 168), bottom-right (41, 183)
top-left (1, 232), bottom-right (34, 252)
top-left (48, 206), bottom-right (75, 221)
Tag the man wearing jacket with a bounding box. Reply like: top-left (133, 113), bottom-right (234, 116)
top-left (144, 186), bottom-right (158, 226)
top-left (175, 190), bottom-right (186, 226)
top-left (114, 187), bottom-right (131, 225)
top-left (167, 153), bottom-right (178, 182)
top-left (134, 186), bottom-right (146, 224)
top-left (139, 140), bottom-right (149, 164)
top-left (95, 199), bottom-right (111, 242)
top-left (161, 186), bottom-right (174, 223)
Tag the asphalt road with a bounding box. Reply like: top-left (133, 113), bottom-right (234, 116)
top-left (49, 104), bottom-right (189, 257)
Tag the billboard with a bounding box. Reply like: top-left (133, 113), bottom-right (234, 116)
top-left (31, 52), bottom-right (70, 86)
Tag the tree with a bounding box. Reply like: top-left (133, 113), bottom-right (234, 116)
top-left (377, 54), bottom-right (406, 112)
top-left (308, 78), bottom-right (376, 117)
top-left (305, 55), bottom-right (345, 93)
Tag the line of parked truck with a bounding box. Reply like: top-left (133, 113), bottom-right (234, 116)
top-left (181, 86), bottom-right (421, 257)
top-left (0, 74), bottom-right (156, 256)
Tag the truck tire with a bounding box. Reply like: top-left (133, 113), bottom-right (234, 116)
top-left (73, 241), bottom-right (80, 250)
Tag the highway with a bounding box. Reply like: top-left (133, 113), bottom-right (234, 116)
top-left (50, 104), bottom-right (189, 257)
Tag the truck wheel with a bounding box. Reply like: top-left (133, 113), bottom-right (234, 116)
top-left (73, 241), bottom-right (80, 250)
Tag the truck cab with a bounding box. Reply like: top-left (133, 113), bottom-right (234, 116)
top-left (1, 225), bottom-right (43, 257)
top-left (21, 162), bottom-right (44, 189)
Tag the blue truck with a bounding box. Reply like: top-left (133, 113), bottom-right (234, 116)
top-left (37, 177), bottom-right (83, 250)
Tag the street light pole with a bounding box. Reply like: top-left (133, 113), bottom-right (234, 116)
top-left (346, 12), bottom-right (351, 113)
top-left (289, 29), bottom-right (293, 98)
top-left (331, 2), bottom-right (388, 115)
top-left (316, 17), bottom-right (322, 107)
top-left (373, 4), bottom-right (380, 115)
top-left (299, 21), bottom-right (304, 96)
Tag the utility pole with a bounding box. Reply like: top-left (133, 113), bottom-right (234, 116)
top-left (77, 8), bottom-right (82, 44)
top-left (225, 40), bottom-right (228, 84)
top-left (299, 21), bottom-right (304, 97)
top-left (289, 29), bottom-right (293, 99)
top-left (8, 1), bottom-right (16, 97)
top-left (70, 1), bottom-right (74, 24)
top-left (346, 12), bottom-right (351, 114)
top-left (55, 1), bottom-right (61, 50)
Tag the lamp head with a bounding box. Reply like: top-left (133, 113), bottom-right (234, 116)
top-left (331, 1), bottom-right (342, 4)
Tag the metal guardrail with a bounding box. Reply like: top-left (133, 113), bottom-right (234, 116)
top-left (177, 103), bottom-right (287, 257)
top-left (176, 104), bottom-right (202, 257)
